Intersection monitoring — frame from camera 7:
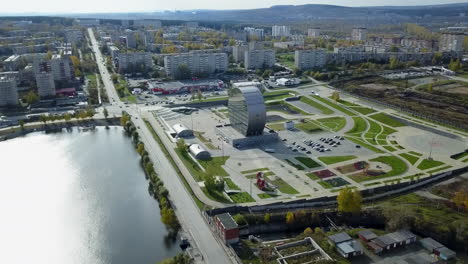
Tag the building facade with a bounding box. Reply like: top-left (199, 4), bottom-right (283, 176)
top-left (294, 49), bottom-right (327, 70)
top-left (117, 52), bottom-right (153, 73)
top-left (244, 49), bottom-right (275, 69)
top-left (272, 25), bottom-right (291, 37)
top-left (308, 28), bottom-right (321, 38)
top-left (0, 76), bottom-right (18, 106)
top-left (164, 52), bottom-right (228, 77)
top-left (232, 45), bottom-right (249, 62)
top-left (36, 72), bottom-right (55, 97)
top-left (228, 86), bottom-right (266, 137)
top-left (352, 28), bottom-right (367, 41)
top-left (244, 27), bottom-right (264, 40)
top-left (439, 32), bottom-right (464, 52)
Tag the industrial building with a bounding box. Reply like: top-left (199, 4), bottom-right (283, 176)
top-left (214, 213), bottom-right (239, 244)
top-left (189, 144), bottom-right (211, 160)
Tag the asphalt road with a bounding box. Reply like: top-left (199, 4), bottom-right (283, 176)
top-left (87, 28), bottom-right (234, 264)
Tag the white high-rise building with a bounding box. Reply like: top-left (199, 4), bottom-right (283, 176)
top-left (36, 72), bottom-right (55, 97)
top-left (0, 76), bottom-right (18, 106)
top-left (352, 28), bottom-right (367, 41)
top-left (439, 32), bottom-right (465, 52)
top-left (308, 28), bottom-right (321, 38)
top-left (164, 52), bottom-right (228, 77)
top-left (244, 49), bottom-right (276, 69)
top-left (294, 50), bottom-right (327, 70)
top-left (272, 25), bottom-right (291, 37)
top-left (244, 27), bottom-right (264, 40)
top-left (117, 52), bottom-right (153, 73)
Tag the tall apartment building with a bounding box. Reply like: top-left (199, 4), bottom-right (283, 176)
top-left (244, 49), bottom-right (275, 69)
top-left (439, 32), bottom-right (464, 52)
top-left (36, 72), bottom-right (55, 97)
top-left (0, 76), bottom-right (18, 106)
top-left (352, 28), bottom-right (367, 41)
top-left (33, 55), bottom-right (74, 81)
top-left (294, 50), bottom-right (327, 70)
top-left (249, 41), bottom-right (264, 51)
top-left (308, 28), bottom-right (321, 38)
top-left (117, 52), bottom-right (153, 73)
top-left (126, 31), bottom-right (137, 49)
top-left (232, 45), bottom-right (249, 62)
top-left (272, 25), bottom-right (291, 37)
top-left (244, 27), bottom-right (264, 40)
top-left (164, 52), bottom-right (228, 77)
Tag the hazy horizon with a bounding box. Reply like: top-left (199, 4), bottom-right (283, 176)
top-left (0, 0), bottom-right (467, 15)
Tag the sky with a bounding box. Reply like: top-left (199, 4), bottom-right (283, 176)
top-left (1, 0), bottom-right (467, 14)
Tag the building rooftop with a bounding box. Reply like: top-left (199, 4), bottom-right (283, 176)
top-left (216, 213), bottom-right (238, 230)
top-left (328, 232), bottom-right (352, 244)
top-left (374, 234), bottom-right (397, 247)
top-left (358, 229), bottom-right (378, 240)
top-left (420, 237), bottom-right (444, 250)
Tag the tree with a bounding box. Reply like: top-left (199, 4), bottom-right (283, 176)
top-left (111, 74), bottom-right (119, 84)
top-left (39, 115), bottom-right (48, 124)
top-left (331, 91), bottom-right (340, 102)
top-left (19, 120), bottom-right (25, 131)
top-left (137, 143), bottom-right (145, 155)
top-left (176, 138), bottom-right (186, 150)
top-left (159, 253), bottom-right (193, 264)
top-left (103, 108), bottom-right (109, 119)
top-left (160, 207), bottom-right (179, 231)
top-left (427, 83), bottom-right (433, 92)
top-left (452, 190), bottom-right (467, 211)
top-left (23, 91), bottom-right (39, 105)
top-left (120, 114), bottom-right (130, 126)
top-left (233, 213), bottom-right (247, 225)
top-left (64, 113), bottom-right (72, 122)
top-left (285, 211), bottom-right (295, 224)
top-left (175, 64), bottom-right (191, 80)
top-left (197, 88), bottom-right (202, 102)
top-left (389, 56), bottom-right (400, 70)
top-left (264, 213), bottom-right (271, 223)
top-left (337, 187), bottom-right (362, 214)
top-left (303, 227), bottom-right (313, 236)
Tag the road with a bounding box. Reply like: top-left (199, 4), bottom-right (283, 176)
top-left (87, 28), bottom-right (234, 264)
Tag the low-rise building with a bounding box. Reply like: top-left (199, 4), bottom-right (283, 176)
top-left (328, 232), bottom-right (364, 258)
top-left (420, 237), bottom-right (456, 261)
top-left (189, 144), bottom-right (211, 160)
top-left (0, 76), bottom-right (18, 106)
top-left (214, 213), bottom-right (240, 244)
top-left (244, 49), bottom-right (275, 69)
top-left (147, 79), bottom-right (224, 94)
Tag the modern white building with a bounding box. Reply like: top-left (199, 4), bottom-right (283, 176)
top-left (172, 123), bottom-right (193, 137)
top-left (244, 27), bottom-right (264, 40)
top-left (36, 72), bottom-right (55, 97)
top-left (164, 52), bottom-right (228, 77)
top-left (117, 52), bottom-right (153, 73)
top-left (352, 28), bottom-right (367, 41)
top-left (244, 49), bottom-right (276, 69)
top-left (294, 50), bottom-right (327, 70)
top-left (189, 144), bottom-right (211, 160)
top-left (272, 25), bottom-right (291, 37)
top-left (439, 32), bottom-right (465, 52)
top-left (0, 76), bottom-right (18, 106)
top-left (308, 28), bottom-right (321, 38)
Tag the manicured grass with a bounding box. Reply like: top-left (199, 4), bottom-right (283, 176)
top-left (229, 192), bottom-right (255, 203)
top-left (345, 136), bottom-right (384, 153)
top-left (300, 96), bottom-right (334, 115)
top-left (270, 178), bottom-right (299, 194)
top-left (202, 187), bottom-right (231, 203)
top-left (383, 145), bottom-right (397, 152)
top-left (225, 178), bottom-right (240, 190)
top-left (316, 117), bottom-right (346, 132)
top-left (381, 125), bottom-right (398, 136)
top-left (318, 180), bottom-right (333, 189)
top-left (352, 107), bottom-right (377, 115)
top-left (257, 193), bottom-right (279, 199)
top-left (266, 101), bottom-right (310, 115)
top-left (417, 159), bottom-right (445, 170)
top-left (318, 155), bottom-right (357, 165)
top-left (336, 99), bottom-right (358, 107)
top-left (199, 157), bottom-right (229, 177)
top-left (285, 159), bottom-right (305, 170)
top-left (194, 131), bottom-right (216, 149)
top-left (199, 96), bottom-right (228, 103)
top-left (364, 119), bottom-right (382, 139)
top-left (312, 95), bottom-right (356, 116)
top-left (175, 148), bottom-right (206, 181)
top-left (295, 157), bottom-right (321, 168)
top-left (369, 113), bottom-right (406, 127)
top-left (399, 153), bottom-right (420, 165)
top-left (267, 123), bottom-right (285, 131)
top-left (350, 155), bottom-right (408, 182)
top-left (241, 168), bottom-right (269, 174)
top-left (296, 120), bottom-right (323, 133)
top-left (276, 54), bottom-right (295, 68)
top-left (346, 117), bottom-right (367, 135)
top-left (452, 151), bottom-right (468, 160)
top-left (427, 165), bottom-right (453, 174)
top-left (306, 173), bottom-right (320, 180)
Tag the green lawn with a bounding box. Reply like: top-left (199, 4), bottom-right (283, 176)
top-left (300, 96), bottom-right (334, 115)
top-left (229, 192), bottom-right (255, 203)
top-left (336, 99), bottom-right (359, 107)
top-left (399, 153), bottom-right (420, 165)
top-left (346, 117), bottom-right (367, 135)
top-left (345, 136), bottom-right (384, 153)
top-left (318, 180), bottom-right (333, 189)
top-left (276, 54), bottom-right (295, 68)
top-left (270, 178), bottom-right (299, 194)
top-left (285, 159), bottom-right (305, 170)
top-left (263, 91), bottom-right (295, 101)
top-left (452, 151), bottom-right (468, 160)
top-left (202, 187), bottom-right (232, 203)
top-left (296, 120), bottom-right (323, 133)
top-left (305, 172), bottom-right (320, 180)
top-left (225, 178), bottom-right (240, 190)
top-left (312, 96), bottom-right (356, 116)
top-left (369, 113), bottom-right (406, 127)
top-left (426, 165), bottom-right (453, 174)
top-left (316, 117), bottom-right (347, 132)
top-left (295, 157), bottom-right (321, 168)
top-left (318, 155), bottom-right (357, 165)
top-left (266, 101), bottom-right (310, 115)
top-left (199, 157), bottom-right (229, 177)
top-left (349, 155), bottom-right (408, 182)
top-left (257, 193), bottom-right (279, 199)
top-left (417, 159), bottom-right (445, 170)
top-left (365, 119), bottom-right (382, 136)
top-left (175, 148), bottom-right (229, 180)
top-left (241, 168), bottom-right (269, 174)
top-left (351, 107), bottom-right (377, 115)
top-left (267, 123), bottom-right (285, 131)
top-left (383, 145), bottom-right (397, 152)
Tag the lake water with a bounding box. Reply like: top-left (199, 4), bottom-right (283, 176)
top-left (0, 127), bottom-right (180, 264)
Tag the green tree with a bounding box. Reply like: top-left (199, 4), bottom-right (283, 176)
top-left (331, 91), bottom-right (340, 102)
top-left (64, 113), bottom-right (72, 122)
top-left (19, 120), bottom-right (25, 131)
top-left (337, 187), bottom-right (362, 214)
top-left (285, 211), bottom-right (295, 224)
top-left (160, 207), bottom-right (180, 231)
top-left (197, 88), bottom-right (202, 102)
top-left (176, 138), bottom-right (186, 150)
top-left (39, 115), bottom-right (48, 124)
top-left (23, 91), bottom-right (39, 105)
top-left (303, 227), bottom-right (314, 236)
top-left (389, 56), bottom-right (400, 70)
top-left (111, 74), bottom-right (119, 84)
top-left (120, 114), bottom-right (130, 126)
top-left (427, 83), bottom-right (433, 92)
top-left (103, 108), bottom-right (109, 119)
top-left (137, 143), bottom-right (145, 155)
top-left (159, 253), bottom-right (193, 264)
top-left (175, 64), bottom-right (191, 80)
top-left (264, 213), bottom-right (271, 223)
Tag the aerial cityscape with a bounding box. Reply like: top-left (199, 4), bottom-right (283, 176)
top-left (0, 1), bottom-right (467, 264)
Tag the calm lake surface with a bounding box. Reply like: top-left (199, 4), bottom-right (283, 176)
top-left (0, 127), bottom-right (180, 264)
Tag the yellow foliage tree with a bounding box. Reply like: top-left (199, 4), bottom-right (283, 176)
top-left (331, 91), bottom-right (340, 102)
top-left (303, 227), bottom-right (313, 236)
top-left (337, 187), bottom-right (362, 214)
top-left (285, 211), bottom-right (295, 224)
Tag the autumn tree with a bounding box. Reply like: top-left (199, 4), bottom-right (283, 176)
top-left (161, 207), bottom-right (180, 231)
top-left (120, 114), bottom-right (130, 126)
top-left (303, 227), bottom-right (313, 236)
top-left (285, 211), bottom-right (295, 224)
top-left (264, 213), bottom-right (271, 223)
top-left (452, 190), bottom-right (467, 211)
top-left (331, 91), bottom-right (340, 102)
top-left (136, 142), bottom-right (145, 155)
top-left (337, 187), bottom-right (362, 214)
